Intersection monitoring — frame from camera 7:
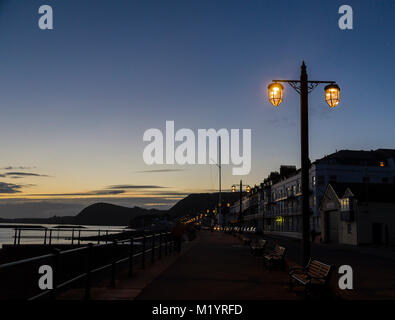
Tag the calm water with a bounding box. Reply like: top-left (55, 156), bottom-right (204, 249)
top-left (0, 223), bottom-right (129, 248)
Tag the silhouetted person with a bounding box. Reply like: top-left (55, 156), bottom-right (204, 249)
top-left (172, 221), bottom-right (185, 253)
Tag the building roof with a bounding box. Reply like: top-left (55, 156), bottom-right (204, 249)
top-left (316, 149), bottom-right (395, 166)
top-left (329, 182), bottom-right (395, 203)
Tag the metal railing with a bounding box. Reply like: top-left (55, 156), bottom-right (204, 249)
top-left (12, 227), bottom-right (133, 245)
top-left (0, 231), bottom-right (174, 300)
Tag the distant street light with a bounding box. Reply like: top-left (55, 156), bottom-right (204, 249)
top-left (268, 61), bottom-right (340, 266)
top-left (231, 180), bottom-right (250, 225)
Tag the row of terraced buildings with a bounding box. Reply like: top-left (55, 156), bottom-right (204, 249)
top-left (224, 149), bottom-right (395, 245)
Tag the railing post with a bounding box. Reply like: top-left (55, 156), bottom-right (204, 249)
top-left (17, 229), bottom-right (21, 245)
top-left (13, 228), bottom-right (17, 245)
top-left (44, 229), bottom-right (47, 245)
top-left (97, 230), bottom-right (100, 244)
top-left (111, 240), bottom-right (118, 287)
top-left (165, 232), bottom-right (168, 256)
top-left (78, 230), bottom-right (81, 245)
top-left (49, 230), bottom-right (52, 245)
top-left (128, 236), bottom-right (134, 277)
top-left (85, 243), bottom-right (93, 300)
top-left (51, 248), bottom-right (61, 300)
top-left (105, 230), bottom-right (109, 244)
top-left (141, 234), bottom-right (146, 269)
top-left (71, 229), bottom-right (74, 245)
top-left (158, 232), bottom-right (162, 260)
top-left (151, 234), bottom-right (155, 264)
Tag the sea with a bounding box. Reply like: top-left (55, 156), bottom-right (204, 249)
top-left (0, 223), bottom-right (129, 248)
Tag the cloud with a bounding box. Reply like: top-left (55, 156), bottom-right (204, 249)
top-left (0, 182), bottom-right (23, 194)
top-left (3, 172), bottom-right (50, 178)
top-left (136, 169), bottom-right (185, 173)
top-left (24, 190), bottom-right (126, 197)
top-left (9, 185), bottom-right (169, 198)
top-left (1, 166), bottom-right (36, 170)
top-left (107, 185), bottom-right (167, 189)
top-left (0, 182), bottom-right (35, 194)
top-left (148, 191), bottom-right (190, 196)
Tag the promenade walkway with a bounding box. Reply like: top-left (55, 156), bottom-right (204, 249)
top-left (58, 229), bottom-right (395, 300)
top-left (60, 230), bottom-right (300, 300)
top-left (135, 231), bottom-right (298, 300)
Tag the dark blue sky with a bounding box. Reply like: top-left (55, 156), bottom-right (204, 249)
top-left (0, 0), bottom-right (394, 214)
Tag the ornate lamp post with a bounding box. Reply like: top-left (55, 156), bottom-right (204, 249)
top-left (231, 181), bottom-right (251, 225)
top-left (268, 61), bottom-right (340, 266)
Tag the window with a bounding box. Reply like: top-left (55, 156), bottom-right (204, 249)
top-left (329, 175), bottom-right (337, 182)
top-left (363, 176), bottom-right (370, 183)
top-left (318, 175), bottom-right (325, 185)
top-left (312, 176), bottom-right (316, 186)
top-left (340, 198), bottom-right (350, 211)
top-left (347, 224), bottom-right (352, 234)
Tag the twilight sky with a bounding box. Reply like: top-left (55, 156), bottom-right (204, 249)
top-left (0, 0), bottom-right (394, 218)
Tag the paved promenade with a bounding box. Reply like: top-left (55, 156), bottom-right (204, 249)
top-left (135, 231), bottom-right (299, 300)
top-left (264, 234), bottom-right (395, 300)
top-left (59, 230), bottom-right (300, 300)
top-left (58, 230), bottom-right (395, 300)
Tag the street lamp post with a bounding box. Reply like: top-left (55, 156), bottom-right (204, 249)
top-left (232, 181), bottom-right (251, 226)
top-left (268, 61), bottom-right (340, 266)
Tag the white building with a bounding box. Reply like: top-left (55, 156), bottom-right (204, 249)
top-left (320, 182), bottom-right (395, 245)
top-left (226, 149), bottom-right (395, 239)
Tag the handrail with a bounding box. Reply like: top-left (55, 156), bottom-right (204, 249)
top-left (11, 226), bottom-right (138, 246)
top-left (0, 253), bottom-right (54, 270)
top-left (0, 231), bottom-right (174, 300)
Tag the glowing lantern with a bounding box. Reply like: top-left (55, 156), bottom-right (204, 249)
top-left (324, 84), bottom-right (340, 108)
top-left (268, 83), bottom-right (284, 107)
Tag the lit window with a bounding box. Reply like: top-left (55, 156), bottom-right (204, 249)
top-left (341, 198), bottom-right (350, 211)
top-left (379, 161), bottom-right (385, 167)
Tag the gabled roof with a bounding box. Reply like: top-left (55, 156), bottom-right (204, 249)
top-left (328, 182), bottom-right (395, 203)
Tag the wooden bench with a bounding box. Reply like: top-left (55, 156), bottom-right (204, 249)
top-left (289, 259), bottom-right (333, 297)
top-left (263, 245), bottom-right (286, 270)
top-left (250, 239), bottom-right (267, 256)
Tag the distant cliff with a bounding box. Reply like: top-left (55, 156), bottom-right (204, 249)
top-left (0, 203), bottom-right (164, 226)
top-left (167, 192), bottom-right (240, 217)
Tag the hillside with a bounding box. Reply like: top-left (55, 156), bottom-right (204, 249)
top-left (0, 203), bottom-right (164, 226)
top-left (167, 192), bottom-right (241, 218)
top-left (72, 203), bottom-right (163, 226)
